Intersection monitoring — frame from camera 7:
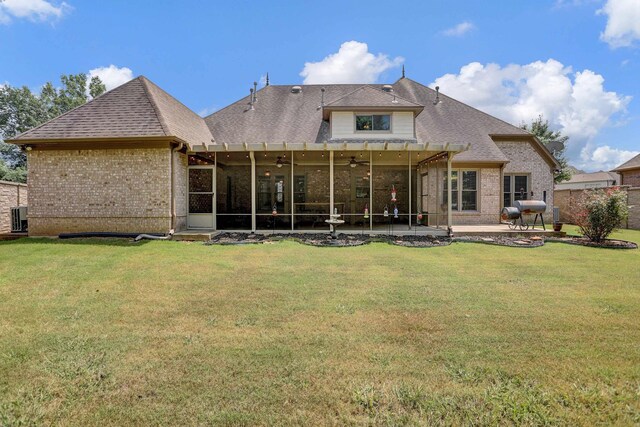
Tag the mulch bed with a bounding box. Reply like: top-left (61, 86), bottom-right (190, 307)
top-left (546, 236), bottom-right (637, 249)
top-left (204, 232), bottom-right (636, 249)
top-left (205, 232), bottom-right (450, 247)
top-left (453, 235), bottom-right (545, 248)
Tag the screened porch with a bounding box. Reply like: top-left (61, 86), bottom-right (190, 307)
top-left (186, 146), bottom-right (461, 233)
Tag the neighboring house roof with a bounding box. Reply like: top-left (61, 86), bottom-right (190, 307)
top-left (10, 76), bottom-right (213, 146)
top-left (562, 171), bottom-right (619, 184)
top-left (612, 153), bottom-right (640, 172)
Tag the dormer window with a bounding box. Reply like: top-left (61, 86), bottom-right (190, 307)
top-left (356, 114), bottom-right (391, 131)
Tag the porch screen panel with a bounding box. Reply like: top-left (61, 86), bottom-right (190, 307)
top-left (189, 169), bottom-right (213, 214)
top-left (216, 152), bottom-right (251, 230)
top-left (333, 152), bottom-right (369, 228)
top-left (255, 153), bottom-right (292, 231)
top-left (372, 157), bottom-right (410, 226)
top-left (292, 151), bottom-right (330, 230)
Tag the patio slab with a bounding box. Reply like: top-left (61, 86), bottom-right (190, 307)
top-left (452, 224), bottom-right (565, 237)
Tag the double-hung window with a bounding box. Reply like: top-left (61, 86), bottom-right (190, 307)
top-left (355, 114), bottom-right (390, 131)
top-left (503, 174), bottom-right (529, 207)
top-left (443, 170), bottom-right (477, 211)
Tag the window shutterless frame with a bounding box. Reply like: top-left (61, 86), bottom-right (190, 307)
top-left (354, 112), bottom-right (392, 133)
top-left (442, 169), bottom-right (479, 212)
top-left (503, 174), bottom-right (529, 208)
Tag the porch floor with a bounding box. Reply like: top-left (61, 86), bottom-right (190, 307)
top-left (174, 225), bottom-right (449, 241)
top-left (452, 224), bottom-right (565, 237)
top-left (174, 224), bottom-right (564, 241)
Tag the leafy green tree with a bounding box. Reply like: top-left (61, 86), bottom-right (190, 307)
top-left (521, 115), bottom-right (572, 183)
top-left (0, 159), bottom-right (27, 183)
top-left (0, 73), bottom-right (106, 182)
top-left (89, 76), bottom-right (107, 99)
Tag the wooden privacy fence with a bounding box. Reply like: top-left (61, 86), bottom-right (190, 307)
top-left (0, 180), bottom-right (27, 234)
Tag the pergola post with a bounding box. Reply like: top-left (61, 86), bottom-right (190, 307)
top-left (250, 151), bottom-right (256, 232)
top-left (213, 152), bottom-right (217, 230)
top-left (447, 153), bottom-right (452, 230)
top-left (369, 150), bottom-right (373, 231)
top-left (408, 152), bottom-right (412, 229)
top-left (329, 150), bottom-right (334, 216)
top-left (290, 149), bottom-right (294, 230)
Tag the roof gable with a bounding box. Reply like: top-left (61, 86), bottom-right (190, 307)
top-left (324, 85), bottom-right (423, 109)
top-left (11, 76), bottom-right (212, 146)
top-left (612, 153), bottom-right (640, 172)
top-left (564, 171), bottom-right (619, 184)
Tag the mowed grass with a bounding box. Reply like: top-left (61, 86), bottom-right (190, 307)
top-left (0, 229), bottom-right (639, 426)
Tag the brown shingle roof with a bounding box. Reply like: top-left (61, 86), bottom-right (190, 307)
top-left (612, 153), bottom-right (640, 172)
top-left (392, 78), bottom-right (532, 163)
top-left (205, 78), bottom-right (545, 163)
top-left (324, 85), bottom-right (423, 109)
top-left (205, 84), bottom-right (369, 147)
top-left (564, 171), bottom-right (619, 184)
top-left (11, 76), bottom-right (213, 146)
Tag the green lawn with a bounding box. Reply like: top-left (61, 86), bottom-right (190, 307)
top-left (1, 229), bottom-right (639, 426)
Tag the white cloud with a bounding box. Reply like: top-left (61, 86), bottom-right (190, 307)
top-left (88, 65), bottom-right (134, 92)
top-left (431, 59), bottom-right (631, 171)
top-left (300, 41), bottom-right (403, 84)
top-left (0, 0), bottom-right (70, 24)
top-left (582, 144), bottom-right (639, 171)
top-left (442, 21), bottom-right (475, 37)
top-left (598, 0), bottom-right (640, 48)
top-left (198, 106), bottom-right (218, 117)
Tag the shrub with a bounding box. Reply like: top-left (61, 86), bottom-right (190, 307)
top-left (571, 187), bottom-right (628, 242)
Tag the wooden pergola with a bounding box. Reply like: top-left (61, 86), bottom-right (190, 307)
top-left (187, 141), bottom-right (469, 233)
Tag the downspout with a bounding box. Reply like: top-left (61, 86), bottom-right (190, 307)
top-left (141, 142), bottom-right (183, 241)
top-left (170, 142), bottom-right (184, 232)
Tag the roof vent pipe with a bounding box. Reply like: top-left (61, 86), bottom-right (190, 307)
top-left (291, 85), bottom-right (302, 94)
top-left (249, 88), bottom-right (255, 110)
top-left (321, 87), bottom-right (325, 106)
top-left (382, 84), bottom-right (393, 92)
top-left (433, 86), bottom-right (440, 105)
top-left (253, 81), bottom-right (258, 103)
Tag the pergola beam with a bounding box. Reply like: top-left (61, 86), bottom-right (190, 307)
top-left (195, 142), bottom-right (468, 153)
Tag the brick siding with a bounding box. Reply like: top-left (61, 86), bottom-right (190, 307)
top-left (27, 148), bottom-right (176, 235)
top-left (496, 140), bottom-right (555, 217)
top-left (621, 169), bottom-right (640, 187)
top-left (626, 188), bottom-right (639, 230)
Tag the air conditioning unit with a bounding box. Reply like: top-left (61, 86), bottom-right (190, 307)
top-left (11, 206), bottom-right (28, 232)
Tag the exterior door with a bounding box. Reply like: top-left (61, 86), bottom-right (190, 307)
top-left (188, 166), bottom-right (214, 228)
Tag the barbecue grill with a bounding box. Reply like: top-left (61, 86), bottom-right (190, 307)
top-left (500, 200), bottom-right (547, 230)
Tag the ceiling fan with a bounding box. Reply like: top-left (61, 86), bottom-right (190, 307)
top-left (275, 156), bottom-right (291, 168)
top-left (346, 156), bottom-right (370, 168)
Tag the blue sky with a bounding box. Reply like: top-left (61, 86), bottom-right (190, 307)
top-left (1, 0), bottom-right (639, 171)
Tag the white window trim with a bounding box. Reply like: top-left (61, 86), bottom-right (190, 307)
top-left (353, 112), bottom-right (393, 134)
top-left (503, 173), bottom-right (530, 208)
top-left (443, 169), bottom-right (480, 212)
